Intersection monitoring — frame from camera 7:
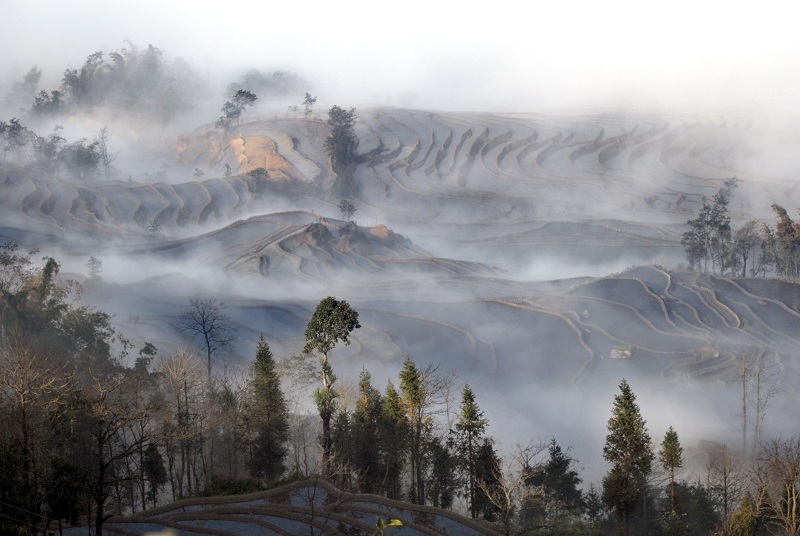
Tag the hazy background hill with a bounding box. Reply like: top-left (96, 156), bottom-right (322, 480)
top-left (2, 4), bottom-right (800, 523)
top-left (3, 101), bottom-right (800, 488)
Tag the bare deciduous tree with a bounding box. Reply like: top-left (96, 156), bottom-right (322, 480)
top-left (757, 435), bottom-right (800, 536)
top-left (176, 295), bottom-right (238, 377)
top-left (159, 346), bottom-right (208, 500)
top-left (704, 442), bottom-right (749, 528)
top-left (477, 441), bottom-right (547, 536)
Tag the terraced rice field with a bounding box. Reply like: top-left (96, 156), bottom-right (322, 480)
top-left (3, 107), bottom-right (800, 498)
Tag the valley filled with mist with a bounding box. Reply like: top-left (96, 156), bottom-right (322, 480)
top-left (3, 34), bottom-right (800, 535)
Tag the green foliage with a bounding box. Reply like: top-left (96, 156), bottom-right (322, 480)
top-left (474, 438), bottom-right (503, 521)
top-left (660, 426), bottom-right (684, 513)
top-left (453, 384), bottom-right (489, 518)
top-left (682, 178), bottom-right (737, 273)
top-left (303, 296), bottom-right (361, 359)
top-left (216, 89), bottom-right (258, 130)
top-left (726, 492), bottom-right (767, 536)
top-left (324, 105), bottom-right (357, 175)
top-left (350, 368), bottom-right (384, 493)
top-left (522, 438), bottom-right (584, 530)
top-left (602, 379), bottom-right (654, 535)
top-left (399, 356), bottom-right (428, 504)
top-left (426, 436), bottom-right (458, 509)
top-left (247, 335), bottom-right (290, 482)
top-left (381, 380), bottom-right (408, 500)
top-left (374, 517), bottom-right (403, 535)
top-left (304, 297), bottom-right (353, 474)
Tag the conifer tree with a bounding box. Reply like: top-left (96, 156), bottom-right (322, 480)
top-left (454, 384), bottom-right (489, 518)
top-left (352, 368), bottom-right (383, 493)
top-left (474, 438), bottom-right (503, 521)
top-left (602, 379), bottom-right (654, 536)
top-left (246, 335), bottom-right (289, 482)
top-left (659, 426), bottom-right (683, 513)
top-left (399, 356), bottom-right (427, 504)
top-left (380, 380), bottom-right (407, 500)
top-left (524, 438), bottom-right (584, 529)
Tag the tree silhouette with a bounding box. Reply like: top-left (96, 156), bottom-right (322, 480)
top-left (602, 379), bottom-right (653, 536)
top-left (176, 295), bottom-right (238, 377)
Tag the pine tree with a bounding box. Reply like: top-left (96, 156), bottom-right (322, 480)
top-left (454, 384), bottom-right (489, 518)
top-left (380, 380), bottom-right (407, 500)
top-left (602, 379), bottom-right (654, 536)
top-left (525, 438), bottom-right (584, 529)
top-left (399, 356), bottom-right (428, 504)
top-left (352, 368), bottom-right (383, 493)
top-left (659, 426), bottom-right (683, 513)
top-left (474, 438), bottom-right (503, 521)
top-left (426, 436), bottom-right (458, 509)
top-left (246, 335), bottom-right (289, 482)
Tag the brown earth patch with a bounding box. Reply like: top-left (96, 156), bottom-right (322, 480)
top-left (236, 135), bottom-right (295, 180)
top-left (370, 224), bottom-right (390, 238)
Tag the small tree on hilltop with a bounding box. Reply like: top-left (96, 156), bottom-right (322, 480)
top-left (337, 198), bottom-right (356, 222)
top-left (216, 90), bottom-right (257, 131)
top-left (303, 92), bottom-right (317, 118)
top-left (324, 105), bottom-right (357, 175)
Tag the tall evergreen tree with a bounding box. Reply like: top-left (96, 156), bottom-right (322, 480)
top-left (426, 436), bottom-right (458, 509)
top-left (602, 379), bottom-right (654, 536)
top-left (380, 380), bottom-right (407, 500)
top-left (474, 438), bottom-right (503, 521)
top-left (351, 368), bottom-right (383, 493)
top-left (246, 335), bottom-right (289, 483)
top-left (399, 356), bottom-right (428, 504)
top-left (659, 426), bottom-right (683, 513)
top-left (453, 384), bottom-right (489, 518)
top-left (523, 438), bottom-right (584, 530)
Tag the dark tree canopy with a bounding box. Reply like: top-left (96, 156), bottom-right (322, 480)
top-left (246, 335), bottom-right (289, 482)
top-left (302, 296), bottom-right (360, 360)
top-left (216, 90), bottom-right (258, 130)
top-left (602, 379), bottom-right (654, 536)
top-left (324, 106), bottom-right (357, 175)
top-left (659, 425), bottom-right (684, 513)
top-left (304, 296), bottom-right (360, 474)
top-left (453, 384), bottom-right (489, 519)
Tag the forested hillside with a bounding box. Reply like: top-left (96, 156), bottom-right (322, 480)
top-left (2, 43), bottom-right (800, 536)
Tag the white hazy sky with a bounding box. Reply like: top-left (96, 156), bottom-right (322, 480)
top-left (3, 0), bottom-right (799, 114)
